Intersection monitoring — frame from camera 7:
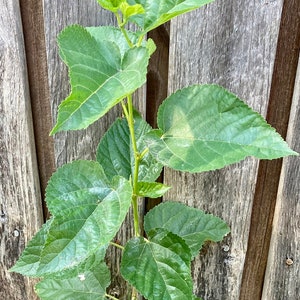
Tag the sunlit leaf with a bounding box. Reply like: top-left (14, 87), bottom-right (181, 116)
top-left (128, 0), bottom-right (214, 33)
top-left (145, 85), bottom-right (298, 173)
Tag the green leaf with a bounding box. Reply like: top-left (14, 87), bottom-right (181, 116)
top-left (96, 112), bottom-right (163, 182)
top-left (45, 160), bottom-right (109, 216)
top-left (97, 0), bottom-right (124, 12)
top-left (50, 25), bottom-right (149, 134)
top-left (144, 201), bottom-right (230, 257)
top-left (128, 0), bottom-right (214, 33)
top-left (35, 161), bottom-right (132, 275)
top-left (10, 219), bottom-right (52, 277)
top-left (145, 85), bottom-right (298, 173)
top-left (121, 229), bottom-right (194, 300)
top-left (86, 26), bottom-right (155, 57)
top-left (35, 261), bottom-right (110, 300)
top-left (137, 182), bottom-right (170, 198)
top-left (120, 2), bottom-right (145, 20)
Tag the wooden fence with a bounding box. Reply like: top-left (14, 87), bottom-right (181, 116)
top-left (1, 0), bottom-right (299, 299)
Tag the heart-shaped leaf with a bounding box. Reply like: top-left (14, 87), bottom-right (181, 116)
top-left (50, 25), bottom-right (149, 134)
top-left (144, 201), bottom-right (230, 257)
top-left (121, 229), bottom-right (194, 300)
top-left (145, 85), bottom-right (298, 173)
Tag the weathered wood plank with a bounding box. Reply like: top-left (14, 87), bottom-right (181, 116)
top-left (166, 1), bottom-right (283, 299)
top-left (42, 1), bottom-right (145, 298)
top-left (262, 54), bottom-right (300, 300)
top-left (0, 1), bottom-right (43, 299)
top-left (19, 0), bottom-right (55, 219)
top-left (240, 0), bottom-right (300, 298)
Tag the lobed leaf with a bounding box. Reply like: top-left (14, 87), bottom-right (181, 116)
top-left (144, 201), bottom-right (230, 257)
top-left (50, 25), bottom-right (149, 134)
top-left (121, 229), bottom-right (194, 300)
top-left (35, 261), bottom-right (110, 300)
top-left (145, 85), bottom-right (298, 173)
top-left (96, 112), bottom-right (163, 182)
top-left (127, 0), bottom-right (214, 34)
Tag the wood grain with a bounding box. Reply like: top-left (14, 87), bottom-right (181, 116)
top-left (240, 0), bottom-right (300, 297)
top-left (262, 54), bottom-right (300, 300)
top-left (0, 1), bottom-right (43, 299)
top-left (19, 0), bottom-right (55, 219)
top-left (166, 0), bottom-right (283, 299)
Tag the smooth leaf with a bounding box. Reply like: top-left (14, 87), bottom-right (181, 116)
top-left (35, 261), bottom-right (110, 300)
top-left (35, 161), bottom-right (132, 275)
top-left (121, 229), bottom-right (194, 300)
top-left (137, 182), bottom-right (170, 198)
top-left (51, 25), bottom-right (149, 134)
top-left (145, 84), bottom-right (298, 173)
top-left (128, 0), bottom-right (214, 33)
top-left (96, 112), bottom-right (163, 182)
top-left (144, 201), bottom-right (230, 257)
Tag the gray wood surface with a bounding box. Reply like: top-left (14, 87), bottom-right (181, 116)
top-left (262, 55), bottom-right (300, 300)
top-left (0, 1), bottom-right (43, 299)
top-left (166, 0), bottom-right (284, 299)
top-left (42, 1), bottom-right (145, 297)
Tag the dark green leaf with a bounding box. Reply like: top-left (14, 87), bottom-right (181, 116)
top-left (96, 113), bottom-right (163, 182)
top-left (35, 261), bottom-right (110, 300)
top-left (144, 201), bottom-right (230, 257)
top-left (145, 85), bottom-right (298, 173)
top-left (51, 25), bottom-right (149, 134)
top-left (137, 182), bottom-right (170, 198)
top-left (121, 229), bottom-right (194, 300)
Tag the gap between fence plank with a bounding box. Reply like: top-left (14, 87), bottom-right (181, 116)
top-left (240, 0), bottom-right (300, 299)
top-left (144, 23), bottom-right (170, 213)
top-left (19, 0), bottom-right (55, 220)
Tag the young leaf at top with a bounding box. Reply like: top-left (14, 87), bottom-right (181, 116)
top-left (145, 84), bottom-right (298, 173)
top-left (33, 160), bottom-right (132, 275)
top-left (127, 0), bottom-right (215, 34)
top-left (121, 228), bottom-right (194, 300)
top-left (97, 0), bottom-right (124, 12)
top-left (144, 201), bottom-right (230, 257)
top-left (96, 112), bottom-right (163, 182)
top-left (35, 261), bottom-right (110, 300)
top-left (50, 25), bottom-right (149, 134)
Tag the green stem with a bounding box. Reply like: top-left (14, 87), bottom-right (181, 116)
top-left (122, 95), bottom-right (141, 237)
top-left (115, 12), bottom-right (134, 48)
top-left (105, 294), bottom-right (119, 300)
top-left (110, 242), bottom-right (124, 251)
